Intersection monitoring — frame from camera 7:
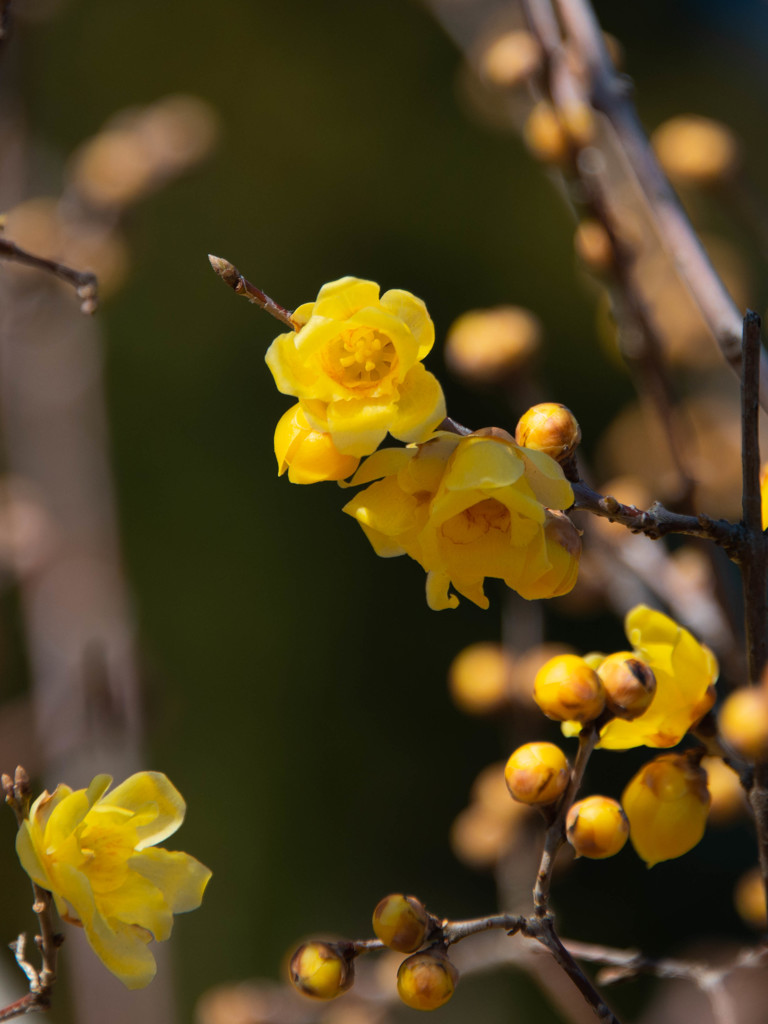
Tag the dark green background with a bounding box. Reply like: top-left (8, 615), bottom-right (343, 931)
top-left (4, 0), bottom-right (768, 1020)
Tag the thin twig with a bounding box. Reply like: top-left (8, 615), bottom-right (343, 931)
top-left (208, 255), bottom-right (300, 331)
top-left (0, 237), bottom-right (98, 314)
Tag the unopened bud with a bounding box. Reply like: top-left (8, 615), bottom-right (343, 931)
top-left (480, 30), bottom-right (543, 88)
top-left (504, 742), bottom-right (570, 805)
top-left (523, 101), bottom-right (570, 165)
top-left (597, 652), bottom-right (656, 720)
top-left (533, 654), bottom-right (605, 723)
top-left (447, 641), bottom-right (515, 715)
top-left (397, 950), bottom-right (458, 1011)
top-left (574, 220), bottom-right (614, 274)
top-left (702, 755), bottom-right (746, 825)
top-left (515, 403), bottom-right (581, 462)
top-left (718, 687), bottom-right (768, 761)
top-left (289, 942), bottom-right (354, 1000)
top-left (734, 866), bottom-right (767, 929)
top-left (445, 307), bottom-right (541, 385)
top-left (372, 895), bottom-right (430, 953)
top-left (566, 796), bottom-right (629, 859)
top-left (622, 753), bottom-right (710, 867)
top-left (652, 115), bottom-right (740, 186)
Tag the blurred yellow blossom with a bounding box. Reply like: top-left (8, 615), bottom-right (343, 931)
top-left (16, 772), bottom-right (211, 989)
top-left (274, 403), bottom-right (360, 484)
top-left (598, 606), bottom-right (718, 749)
top-left (343, 430), bottom-right (579, 610)
top-left (265, 277), bottom-right (445, 457)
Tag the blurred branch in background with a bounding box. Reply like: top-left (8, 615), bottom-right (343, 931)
top-left (0, 24), bottom-right (218, 1017)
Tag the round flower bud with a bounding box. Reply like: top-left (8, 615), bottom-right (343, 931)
top-left (622, 754), bottom-right (710, 867)
top-left (372, 895), bottom-right (429, 953)
top-left (718, 687), bottom-right (768, 761)
top-left (444, 306), bottom-right (541, 386)
top-left (289, 942), bottom-right (354, 1000)
top-left (652, 115), bottom-right (740, 186)
top-left (447, 642), bottom-right (515, 715)
top-left (515, 403), bottom-right (582, 462)
top-left (574, 220), bottom-right (614, 275)
top-left (504, 742), bottom-right (570, 805)
top-left (566, 796), bottom-right (629, 859)
top-left (533, 654), bottom-right (605, 723)
top-left (450, 803), bottom-right (513, 869)
top-left (702, 755), bottom-right (746, 825)
top-left (523, 101), bottom-right (570, 165)
top-left (558, 100), bottom-right (595, 148)
top-left (481, 30), bottom-right (543, 88)
top-left (397, 951), bottom-right (458, 1011)
top-left (734, 866), bottom-right (767, 929)
top-left (597, 652), bottom-right (656, 720)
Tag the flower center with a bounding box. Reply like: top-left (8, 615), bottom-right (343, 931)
top-left (324, 327), bottom-right (398, 390)
top-left (441, 498), bottom-right (510, 544)
top-left (77, 818), bottom-right (137, 892)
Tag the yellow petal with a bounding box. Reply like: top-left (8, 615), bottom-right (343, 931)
top-left (44, 789), bottom-right (92, 850)
top-left (98, 869), bottom-right (173, 941)
top-left (16, 822), bottom-right (52, 890)
top-left (380, 288), bottom-right (435, 359)
top-left (104, 772), bottom-right (185, 850)
top-left (426, 570), bottom-right (461, 610)
top-left (518, 447), bottom-right (574, 509)
top-left (326, 398), bottom-right (392, 456)
top-left (389, 364), bottom-right (446, 444)
top-left (444, 438), bottom-right (524, 491)
top-left (347, 447), bottom-right (414, 487)
top-left (129, 847), bottom-right (212, 914)
top-left (312, 277), bottom-right (380, 320)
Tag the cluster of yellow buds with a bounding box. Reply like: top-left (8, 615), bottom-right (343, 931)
top-left (289, 894), bottom-right (459, 1011)
top-left (262, 276), bottom-right (584, 610)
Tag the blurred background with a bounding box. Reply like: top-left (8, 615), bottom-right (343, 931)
top-left (1, 0), bottom-right (768, 1021)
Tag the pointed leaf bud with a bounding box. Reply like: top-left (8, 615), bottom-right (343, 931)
top-left (566, 796), bottom-right (629, 859)
top-left (372, 895), bottom-right (430, 953)
top-left (534, 654), bottom-right (605, 723)
top-left (622, 753), bottom-right (710, 867)
top-left (397, 950), bottom-right (458, 1011)
top-left (504, 742), bottom-right (570, 805)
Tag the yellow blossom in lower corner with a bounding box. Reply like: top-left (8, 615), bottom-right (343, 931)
top-left (275, 403), bottom-right (360, 484)
top-left (16, 772), bottom-right (212, 989)
top-left (342, 430), bottom-right (579, 610)
top-left (597, 605), bottom-right (718, 750)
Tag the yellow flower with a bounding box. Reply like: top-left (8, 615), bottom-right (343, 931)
top-left (16, 772), bottom-right (212, 989)
top-left (265, 277), bottom-right (445, 457)
top-left (598, 606), bottom-right (718, 749)
top-left (342, 430), bottom-right (579, 610)
top-left (274, 403), bottom-right (360, 484)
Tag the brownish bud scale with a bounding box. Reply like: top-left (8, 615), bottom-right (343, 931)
top-left (718, 687), bottom-right (768, 761)
top-left (480, 30), bottom-right (543, 88)
top-left (515, 403), bottom-right (581, 462)
top-left (397, 951), bottom-right (458, 1011)
top-left (447, 641), bottom-right (515, 715)
top-left (734, 866), bottom-right (767, 929)
top-left (523, 101), bottom-right (570, 165)
top-left (504, 742), bottom-right (570, 805)
top-left (372, 895), bottom-right (429, 953)
top-left (652, 115), bottom-right (740, 186)
top-left (533, 654), bottom-right (605, 723)
top-left (574, 220), bottom-right (614, 275)
top-left (566, 796), bottom-right (629, 859)
top-left (289, 942), bottom-right (354, 1000)
top-left (597, 652), bottom-right (656, 720)
top-left (444, 307), bottom-right (541, 385)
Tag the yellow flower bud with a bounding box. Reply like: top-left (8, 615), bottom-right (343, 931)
top-left (702, 756), bottom-right (746, 825)
top-left (523, 101), bottom-right (570, 165)
top-left (566, 796), bottom-right (629, 859)
top-left (574, 220), bottom-right (614, 275)
top-left (597, 652), bottom-right (656, 720)
top-left (515, 403), bottom-right (582, 462)
top-left (534, 654), bottom-right (605, 723)
top-left (652, 115), bottom-right (740, 186)
top-left (372, 895), bottom-right (429, 953)
top-left (504, 742), bottom-right (570, 805)
top-left (397, 951), bottom-right (458, 1011)
top-left (480, 30), bottom-right (543, 88)
top-left (275, 403), bottom-right (361, 484)
top-left (448, 642), bottom-right (515, 715)
top-left (718, 687), bottom-right (768, 761)
top-left (558, 100), bottom-right (595, 148)
top-left (289, 942), bottom-right (354, 1000)
top-left (734, 867), bottom-right (767, 929)
top-left (622, 754), bottom-right (710, 867)
top-left (444, 306), bottom-right (541, 386)
top-left (450, 804), bottom-right (513, 869)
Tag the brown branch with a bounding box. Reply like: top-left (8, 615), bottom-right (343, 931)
top-left (208, 255), bottom-right (300, 331)
top-left (0, 237), bottom-right (98, 314)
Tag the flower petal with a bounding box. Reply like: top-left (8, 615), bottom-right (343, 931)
top-left (389, 364), bottom-right (446, 444)
top-left (326, 399), bottom-right (391, 456)
top-left (129, 848), bottom-right (212, 914)
top-left (380, 288), bottom-right (435, 359)
top-left (103, 772), bottom-right (185, 850)
top-left (312, 277), bottom-right (380, 319)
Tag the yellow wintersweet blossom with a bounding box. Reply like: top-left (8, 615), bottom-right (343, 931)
top-left (265, 277), bottom-right (445, 457)
top-left (16, 772), bottom-right (212, 989)
top-left (274, 403), bottom-right (360, 484)
top-left (342, 430), bottom-right (580, 610)
top-left (597, 606), bottom-right (718, 749)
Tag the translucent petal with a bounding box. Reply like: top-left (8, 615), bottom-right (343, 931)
top-left (129, 848), bottom-right (212, 914)
top-left (326, 398), bottom-right (391, 456)
top-left (426, 570), bottom-right (460, 610)
top-left (444, 438), bottom-right (524, 491)
top-left (44, 790), bottom-right (91, 850)
top-left (313, 277), bottom-right (380, 320)
top-left (15, 822), bottom-right (52, 890)
top-left (518, 447), bottom-right (574, 509)
top-left (389, 364), bottom-right (446, 444)
top-left (98, 869), bottom-right (173, 941)
top-left (104, 772), bottom-right (185, 850)
top-left (380, 288), bottom-right (435, 359)
top-left (347, 447), bottom-right (414, 487)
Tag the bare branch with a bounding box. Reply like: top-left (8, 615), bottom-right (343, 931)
top-left (208, 255), bottom-right (300, 331)
top-left (0, 237), bottom-right (98, 314)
